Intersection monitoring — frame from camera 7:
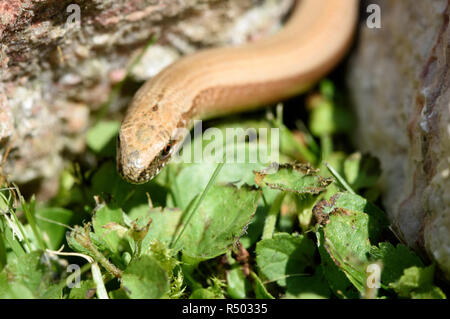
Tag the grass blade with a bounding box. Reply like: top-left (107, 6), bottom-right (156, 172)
top-left (170, 161), bottom-right (225, 249)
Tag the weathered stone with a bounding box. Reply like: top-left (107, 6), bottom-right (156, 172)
top-left (348, 0), bottom-right (449, 278)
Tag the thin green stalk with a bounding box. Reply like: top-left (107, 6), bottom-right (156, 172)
top-left (262, 192), bottom-right (286, 240)
top-left (325, 162), bottom-right (356, 194)
top-left (20, 194), bottom-right (46, 250)
top-left (84, 240), bottom-right (123, 279)
top-left (73, 226), bottom-right (123, 278)
top-left (171, 162), bottom-right (225, 249)
top-left (92, 262), bottom-right (109, 299)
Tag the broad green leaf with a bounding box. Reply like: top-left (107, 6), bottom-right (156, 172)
top-left (0, 250), bottom-right (61, 298)
top-left (316, 229), bottom-right (359, 298)
top-left (254, 163), bottom-right (333, 195)
top-left (92, 205), bottom-right (129, 255)
top-left (256, 233), bottom-right (316, 287)
top-left (313, 192), bottom-right (388, 294)
top-left (0, 272), bottom-right (34, 299)
top-left (86, 120), bottom-right (120, 156)
top-left (313, 192), bottom-right (388, 243)
top-left (122, 255), bottom-right (169, 299)
top-left (177, 185), bottom-right (260, 260)
top-left (320, 208), bottom-right (371, 292)
top-left (174, 160), bottom-right (268, 210)
top-left (389, 265), bottom-right (446, 299)
top-left (36, 207), bottom-right (74, 250)
top-left (227, 266), bottom-right (251, 299)
top-left (129, 206), bottom-right (183, 250)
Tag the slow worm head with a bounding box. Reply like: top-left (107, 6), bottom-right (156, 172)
top-left (117, 0), bottom-right (359, 184)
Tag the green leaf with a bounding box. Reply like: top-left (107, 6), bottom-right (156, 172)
top-left (86, 120), bottom-right (120, 156)
top-left (369, 242), bottom-right (423, 285)
top-left (344, 153), bottom-right (381, 191)
top-left (129, 206), bottom-right (183, 250)
top-left (320, 208), bottom-right (371, 293)
top-left (177, 184), bottom-right (260, 260)
top-left (316, 229), bottom-right (359, 298)
top-left (284, 266), bottom-right (331, 299)
top-left (0, 250), bottom-right (61, 298)
top-left (313, 192), bottom-right (388, 243)
top-left (312, 192), bottom-right (390, 294)
top-left (256, 233), bottom-right (316, 287)
top-left (92, 205), bottom-right (129, 255)
top-left (109, 288), bottom-right (130, 299)
top-left (173, 161), bottom-right (267, 210)
top-left (254, 163), bottom-right (333, 195)
top-left (250, 271), bottom-right (274, 299)
top-left (227, 266), bottom-right (251, 299)
top-left (36, 207), bottom-right (74, 250)
top-left (389, 265), bottom-right (446, 299)
top-left (0, 272), bottom-right (34, 299)
top-left (190, 288), bottom-right (224, 299)
top-left (122, 255), bottom-right (170, 298)
top-left (69, 280), bottom-right (96, 299)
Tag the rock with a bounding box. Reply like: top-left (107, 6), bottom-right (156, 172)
top-left (348, 0), bottom-right (450, 278)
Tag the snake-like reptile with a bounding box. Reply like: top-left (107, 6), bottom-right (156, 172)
top-left (117, 0), bottom-right (359, 184)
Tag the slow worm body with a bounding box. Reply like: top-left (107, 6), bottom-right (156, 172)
top-left (117, 0), bottom-right (359, 184)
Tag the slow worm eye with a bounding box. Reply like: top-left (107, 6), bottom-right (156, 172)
top-left (161, 144), bottom-right (172, 159)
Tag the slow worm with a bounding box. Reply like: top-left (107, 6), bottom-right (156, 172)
top-left (117, 0), bottom-right (359, 184)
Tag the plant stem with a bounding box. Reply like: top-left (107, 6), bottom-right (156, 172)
top-left (74, 227), bottom-right (123, 278)
top-left (92, 262), bottom-right (109, 299)
top-left (325, 163), bottom-right (356, 194)
top-left (262, 192), bottom-right (286, 240)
